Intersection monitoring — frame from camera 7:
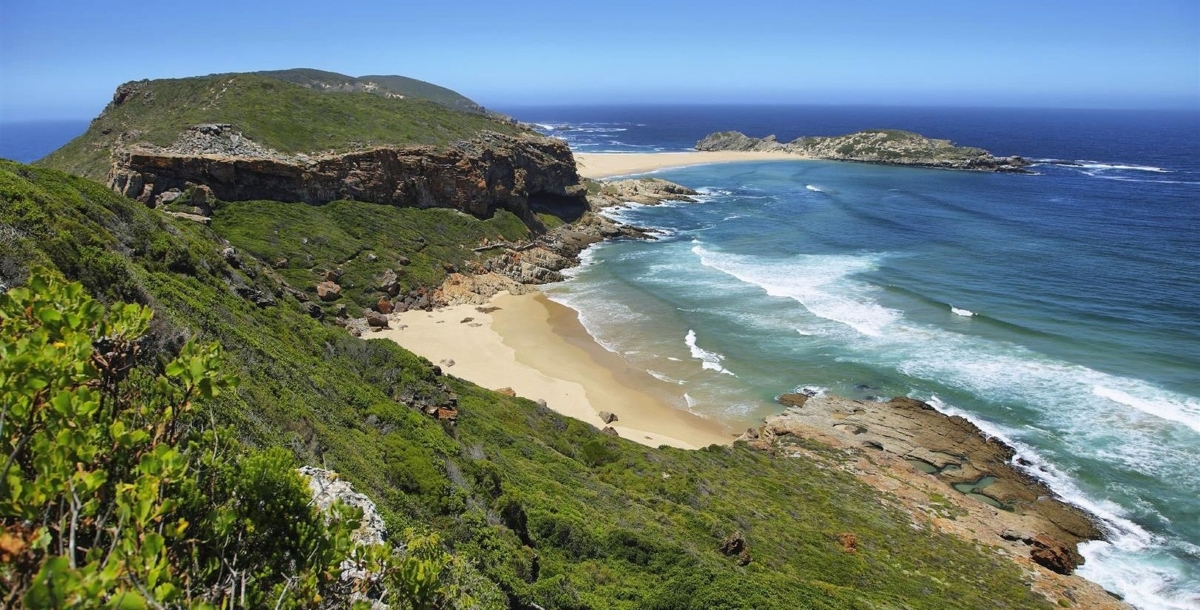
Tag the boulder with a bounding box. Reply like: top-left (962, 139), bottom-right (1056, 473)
top-left (365, 310), bottom-right (389, 328)
top-left (495, 387), bottom-right (517, 397)
top-left (299, 466), bottom-right (387, 546)
top-left (598, 411), bottom-right (618, 424)
top-left (777, 393), bottom-right (809, 408)
top-left (316, 281), bottom-right (342, 301)
top-left (719, 531), bottom-right (746, 556)
top-left (378, 269), bottom-right (400, 296)
top-left (303, 302), bottom-right (323, 319)
top-left (601, 426), bottom-right (619, 437)
top-left (1030, 534), bottom-right (1083, 575)
top-left (397, 255), bottom-right (411, 266)
top-left (376, 296), bottom-right (393, 314)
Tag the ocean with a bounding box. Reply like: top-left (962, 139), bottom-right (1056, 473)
top-left (5, 107), bottom-right (1199, 608)
top-left (500, 105), bottom-right (1200, 610)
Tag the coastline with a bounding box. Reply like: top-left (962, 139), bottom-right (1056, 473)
top-left (375, 291), bottom-right (733, 450)
top-left (574, 150), bottom-right (803, 179)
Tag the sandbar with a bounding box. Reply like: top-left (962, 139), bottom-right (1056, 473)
top-left (375, 292), bottom-right (733, 450)
top-left (574, 150), bottom-right (804, 179)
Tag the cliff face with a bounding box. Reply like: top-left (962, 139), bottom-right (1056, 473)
top-left (697, 129), bottom-right (1029, 172)
top-left (108, 127), bottom-right (586, 221)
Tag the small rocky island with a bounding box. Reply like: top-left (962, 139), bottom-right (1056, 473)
top-left (697, 129), bottom-right (1029, 172)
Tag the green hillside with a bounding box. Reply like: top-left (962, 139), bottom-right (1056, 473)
top-left (0, 159), bottom-right (1055, 609)
top-left (37, 71), bottom-right (524, 181)
top-left (258, 68), bottom-right (489, 113)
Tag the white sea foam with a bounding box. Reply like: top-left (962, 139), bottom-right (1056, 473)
top-left (1077, 162), bottom-right (1171, 173)
top-left (1093, 386), bottom-right (1200, 435)
top-left (684, 329), bottom-right (736, 376)
top-left (950, 306), bottom-right (974, 317)
top-left (691, 245), bottom-right (898, 337)
top-left (648, 369), bottom-right (685, 385)
top-left (805, 184), bottom-right (824, 193)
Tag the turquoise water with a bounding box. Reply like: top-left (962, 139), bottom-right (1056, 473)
top-left (543, 157), bottom-right (1199, 609)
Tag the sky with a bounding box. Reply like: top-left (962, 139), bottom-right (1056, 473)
top-left (1, 0), bottom-right (1197, 120)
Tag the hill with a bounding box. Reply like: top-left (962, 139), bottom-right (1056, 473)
top-left (257, 68), bottom-right (490, 114)
top-left (37, 71), bottom-right (525, 180)
top-left (697, 129), bottom-right (1030, 171)
top-left (0, 159), bottom-right (1063, 608)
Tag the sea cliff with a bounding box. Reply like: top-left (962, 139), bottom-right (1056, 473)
top-left (697, 129), bottom-right (1029, 171)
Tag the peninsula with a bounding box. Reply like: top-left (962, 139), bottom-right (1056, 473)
top-left (697, 129), bottom-right (1030, 171)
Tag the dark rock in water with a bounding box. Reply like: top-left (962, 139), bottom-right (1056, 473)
top-left (777, 393), bottom-right (809, 408)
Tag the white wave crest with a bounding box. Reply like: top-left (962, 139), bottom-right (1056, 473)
top-left (691, 245), bottom-right (898, 337)
top-left (1093, 386), bottom-right (1200, 435)
top-left (647, 369), bottom-right (685, 385)
top-left (684, 329), bottom-right (736, 376)
top-left (805, 184), bottom-right (824, 193)
top-left (950, 306), bottom-right (974, 317)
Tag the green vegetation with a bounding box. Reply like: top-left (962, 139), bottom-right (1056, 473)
top-left (0, 270), bottom-right (458, 608)
top-left (211, 199), bottom-right (530, 316)
top-left (257, 68), bottom-right (488, 114)
top-left (37, 72), bottom-right (525, 180)
top-left (1, 159), bottom-right (1054, 608)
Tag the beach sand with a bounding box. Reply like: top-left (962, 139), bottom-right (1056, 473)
top-left (376, 292), bottom-right (733, 450)
top-left (574, 150), bottom-right (803, 179)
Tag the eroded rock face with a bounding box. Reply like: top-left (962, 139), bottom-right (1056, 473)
top-left (108, 129), bottom-right (586, 221)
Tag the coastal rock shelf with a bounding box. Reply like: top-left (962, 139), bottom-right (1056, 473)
top-left (745, 395), bottom-right (1103, 574)
top-left (696, 129), bottom-right (1030, 171)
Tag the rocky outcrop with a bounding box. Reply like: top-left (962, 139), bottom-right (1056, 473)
top-left (299, 466), bottom-right (387, 546)
top-left (697, 130), bottom-right (1029, 172)
top-left (592, 178), bottom-right (699, 205)
top-left (752, 395), bottom-right (1102, 574)
top-left (108, 126), bottom-right (587, 222)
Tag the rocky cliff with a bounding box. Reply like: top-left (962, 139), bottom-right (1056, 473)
top-left (697, 129), bottom-right (1029, 172)
top-left (108, 125), bottom-right (586, 222)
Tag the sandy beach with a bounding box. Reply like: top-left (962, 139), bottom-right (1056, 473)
top-left (574, 150), bottom-right (804, 179)
top-left (376, 292), bottom-right (733, 450)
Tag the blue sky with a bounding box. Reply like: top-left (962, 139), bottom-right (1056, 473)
top-left (1, 0), bottom-right (1197, 120)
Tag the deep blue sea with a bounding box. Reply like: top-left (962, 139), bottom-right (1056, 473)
top-left (6, 108), bottom-right (1199, 608)
top-left (501, 105), bottom-right (1200, 609)
top-left (0, 120), bottom-right (90, 163)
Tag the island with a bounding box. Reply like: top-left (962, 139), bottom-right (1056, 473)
top-left (697, 129), bottom-right (1030, 172)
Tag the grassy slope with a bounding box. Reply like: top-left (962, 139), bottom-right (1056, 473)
top-left (211, 199), bottom-right (530, 316)
top-left (258, 68), bottom-right (487, 113)
top-left (37, 72), bottom-right (523, 180)
top-left (0, 160), bottom-right (1053, 609)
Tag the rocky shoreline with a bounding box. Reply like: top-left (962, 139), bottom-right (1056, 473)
top-left (400, 170), bottom-right (1125, 607)
top-left (741, 393), bottom-right (1129, 608)
top-left (697, 129), bottom-right (1030, 172)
